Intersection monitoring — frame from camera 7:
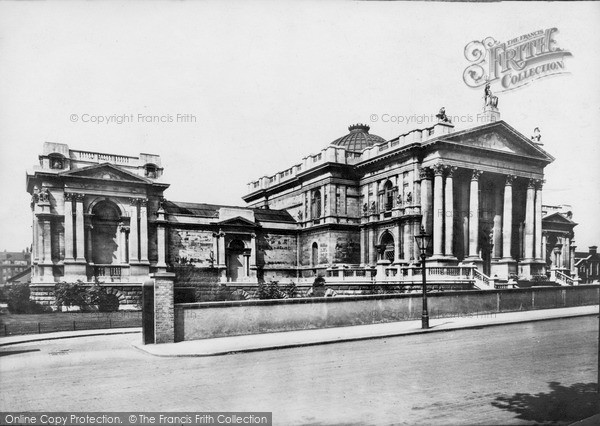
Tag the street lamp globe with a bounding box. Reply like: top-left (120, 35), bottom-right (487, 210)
top-left (415, 226), bottom-right (432, 258)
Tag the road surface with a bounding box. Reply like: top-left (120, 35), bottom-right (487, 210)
top-left (1, 316), bottom-right (597, 425)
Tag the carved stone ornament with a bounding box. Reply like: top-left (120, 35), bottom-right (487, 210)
top-left (471, 170), bottom-right (483, 181)
top-left (484, 82), bottom-right (499, 108)
top-left (432, 164), bottom-right (445, 176)
top-left (505, 175), bottom-right (517, 185)
top-left (435, 107), bottom-right (451, 123)
top-left (446, 166), bottom-right (458, 178)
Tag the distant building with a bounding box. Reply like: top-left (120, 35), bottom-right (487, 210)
top-left (575, 246), bottom-right (600, 283)
top-left (0, 249), bottom-right (31, 285)
top-left (541, 204), bottom-right (578, 284)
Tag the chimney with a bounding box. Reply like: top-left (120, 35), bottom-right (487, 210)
top-left (589, 246), bottom-right (598, 254)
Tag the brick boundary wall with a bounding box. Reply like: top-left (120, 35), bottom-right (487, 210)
top-left (151, 272), bottom-right (176, 344)
top-left (166, 285), bottom-right (600, 342)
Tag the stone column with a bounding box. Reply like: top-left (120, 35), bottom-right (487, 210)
top-left (155, 205), bottom-right (167, 269)
top-left (75, 194), bottom-right (86, 262)
top-left (85, 224), bottom-right (93, 263)
top-left (120, 225), bottom-right (129, 264)
top-left (64, 193), bottom-right (75, 261)
top-left (570, 241), bottom-right (577, 275)
top-left (360, 228), bottom-right (366, 265)
top-left (156, 225), bottom-right (166, 268)
top-left (445, 166), bottom-right (456, 257)
top-left (212, 232), bottom-right (219, 266)
top-left (374, 181), bottom-right (380, 217)
top-left (249, 233), bottom-right (257, 269)
top-left (393, 224), bottom-right (401, 263)
top-left (37, 218), bottom-right (44, 264)
top-left (403, 223), bottom-right (411, 262)
top-left (502, 176), bottom-right (515, 259)
top-left (43, 219), bottom-right (52, 263)
top-left (535, 180), bottom-right (543, 261)
top-left (217, 230), bottom-right (226, 267)
top-left (419, 168), bottom-right (432, 234)
top-left (139, 199), bottom-right (149, 262)
top-left (368, 227), bottom-right (376, 265)
top-left (468, 170), bottom-right (482, 258)
top-left (301, 191), bottom-right (307, 225)
top-left (322, 184), bottom-right (328, 219)
top-left (432, 164), bottom-right (445, 257)
top-left (128, 199), bottom-right (139, 263)
top-left (561, 238), bottom-right (569, 269)
top-left (492, 185), bottom-right (503, 259)
top-left (541, 233), bottom-right (547, 267)
top-left (524, 180), bottom-right (535, 261)
top-left (32, 213), bottom-right (38, 263)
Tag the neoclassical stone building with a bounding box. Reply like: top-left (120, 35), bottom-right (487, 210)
top-left (27, 99), bottom-right (579, 308)
top-left (244, 105), bottom-right (553, 284)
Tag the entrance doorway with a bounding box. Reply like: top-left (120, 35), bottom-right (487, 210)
top-left (227, 239), bottom-right (246, 282)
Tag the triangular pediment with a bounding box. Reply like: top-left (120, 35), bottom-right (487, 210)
top-left (217, 216), bottom-right (257, 227)
top-left (61, 163), bottom-right (151, 183)
top-left (542, 212), bottom-right (576, 225)
top-left (441, 121), bottom-right (554, 162)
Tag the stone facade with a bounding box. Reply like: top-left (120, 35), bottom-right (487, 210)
top-left (244, 106), bottom-right (555, 283)
top-left (27, 100), bottom-right (581, 309)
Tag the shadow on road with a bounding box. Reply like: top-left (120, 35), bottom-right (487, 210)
top-left (0, 348), bottom-right (41, 357)
top-left (491, 381), bottom-right (598, 424)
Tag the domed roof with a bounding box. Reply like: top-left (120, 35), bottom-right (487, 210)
top-left (330, 124), bottom-right (385, 151)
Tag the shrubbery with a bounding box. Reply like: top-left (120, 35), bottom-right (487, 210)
top-left (6, 283), bottom-right (50, 314)
top-left (55, 281), bottom-right (119, 312)
top-left (257, 280), bottom-right (297, 300)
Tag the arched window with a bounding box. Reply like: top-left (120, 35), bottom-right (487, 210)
top-left (311, 242), bottom-right (319, 266)
top-left (380, 232), bottom-right (395, 262)
top-left (384, 181), bottom-right (394, 211)
top-left (311, 190), bottom-right (322, 219)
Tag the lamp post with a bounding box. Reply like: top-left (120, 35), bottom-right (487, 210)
top-left (414, 226), bottom-right (432, 329)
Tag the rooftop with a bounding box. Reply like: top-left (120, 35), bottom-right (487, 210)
top-left (330, 124), bottom-right (385, 152)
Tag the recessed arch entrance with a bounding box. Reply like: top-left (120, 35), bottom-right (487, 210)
top-left (227, 239), bottom-right (246, 282)
top-left (91, 200), bottom-right (121, 265)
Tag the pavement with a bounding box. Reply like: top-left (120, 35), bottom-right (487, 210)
top-left (1, 305), bottom-right (597, 357)
top-left (0, 327), bottom-right (141, 347)
top-left (134, 305), bottom-right (599, 357)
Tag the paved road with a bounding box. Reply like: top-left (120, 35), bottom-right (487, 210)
top-left (0, 316), bottom-right (597, 425)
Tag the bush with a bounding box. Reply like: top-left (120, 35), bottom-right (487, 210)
top-left (55, 281), bottom-right (90, 311)
top-left (6, 283), bottom-right (50, 314)
top-left (257, 280), bottom-right (296, 300)
top-left (55, 281), bottom-right (119, 312)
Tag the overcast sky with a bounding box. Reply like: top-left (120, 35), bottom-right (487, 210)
top-left (1, 1), bottom-right (599, 252)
